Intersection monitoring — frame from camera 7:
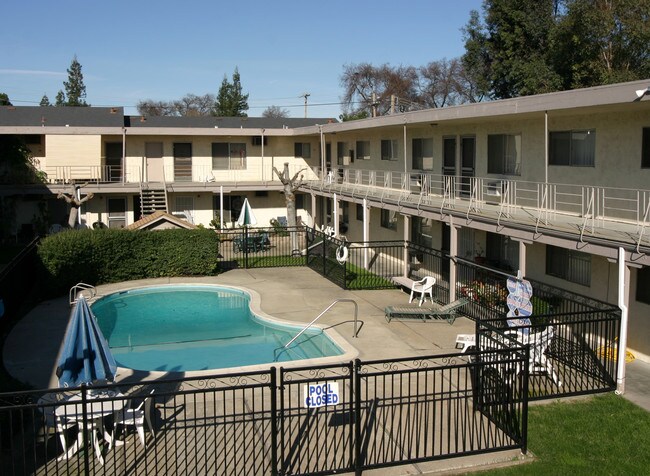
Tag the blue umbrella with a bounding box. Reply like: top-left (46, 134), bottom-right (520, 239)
top-left (56, 295), bottom-right (117, 387)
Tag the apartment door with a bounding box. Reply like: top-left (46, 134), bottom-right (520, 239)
top-left (173, 142), bottom-right (192, 182)
top-left (105, 142), bottom-right (123, 182)
top-left (460, 136), bottom-right (475, 197)
top-left (442, 137), bottom-right (456, 195)
top-left (146, 142), bottom-right (164, 182)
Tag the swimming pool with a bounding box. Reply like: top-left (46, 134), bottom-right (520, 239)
top-left (90, 285), bottom-right (344, 372)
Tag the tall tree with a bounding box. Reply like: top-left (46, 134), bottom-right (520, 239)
top-left (0, 93), bottom-right (11, 106)
top-left (262, 105), bottom-right (290, 118)
top-left (462, 0), bottom-right (562, 99)
top-left (62, 55), bottom-right (89, 106)
top-left (340, 63), bottom-right (419, 117)
top-left (55, 90), bottom-right (65, 106)
top-left (57, 183), bottom-right (94, 228)
top-left (215, 67), bottom-right (249, 117)
top-left (40, 94), bottom-right (51, 106)
top-left (552, 0), bottom-right (650, 89)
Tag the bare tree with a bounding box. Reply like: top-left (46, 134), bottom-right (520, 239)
top-left (340, 63), bottom-right (419, 116)
top-left (262, 105), bottom-right (290, 118)
top-left (272, 162), bottom-right (306, 254)
top-left (57, 183), bottom-right (94, 228)
top-left (418, 58), bottom-right (465, 108)
top-left (137, 94), bottom-right (216, 116)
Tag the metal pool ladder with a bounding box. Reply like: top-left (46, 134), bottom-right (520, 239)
top-left (283, 299), bottom-right (359, 350)
top-left (69, 282), bottom-right (97, 305)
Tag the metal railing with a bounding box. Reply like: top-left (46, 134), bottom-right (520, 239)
top-left (283, 299), bottom-right (359, 350)
top-left (306, 167), bottom-right (650, 245)
top-left (0, 351), bottom-right (528, 476)
top-left (68, 283), bottom-right (97, 306)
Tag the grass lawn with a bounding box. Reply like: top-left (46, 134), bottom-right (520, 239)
top-left (478, 393), bottom-right (650, 475)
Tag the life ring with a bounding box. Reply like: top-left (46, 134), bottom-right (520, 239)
top-left (336, 245), bottom-right (349, 264)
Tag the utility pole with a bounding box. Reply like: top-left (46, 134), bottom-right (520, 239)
top-left (371, 92), bottom-right (378, 117)
top-left (301, 93), bottom-right (310, 118)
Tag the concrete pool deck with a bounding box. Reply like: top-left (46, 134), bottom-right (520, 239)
top-left (4, 267), bottom-right (477, 389)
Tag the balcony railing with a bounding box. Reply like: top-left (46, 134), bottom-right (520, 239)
top-left (306, 167), bottom-right (650, 248)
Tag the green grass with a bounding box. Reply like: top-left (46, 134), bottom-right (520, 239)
top-left (476, 393), bottom-right (650, 475)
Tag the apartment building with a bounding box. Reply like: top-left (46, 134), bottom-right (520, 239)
top-left (1, 79), bottom-right (649, 359)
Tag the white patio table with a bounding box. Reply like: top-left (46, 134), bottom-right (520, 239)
top-left (55, 389), bottom-right (126, 465)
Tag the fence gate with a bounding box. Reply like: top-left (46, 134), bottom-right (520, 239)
top-left (278, 363), bottom-right (355, 475)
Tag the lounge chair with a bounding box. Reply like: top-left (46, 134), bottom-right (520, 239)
top-left (385, 297), bottom-right (469, 324)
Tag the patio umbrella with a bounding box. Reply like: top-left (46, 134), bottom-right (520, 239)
top-left (55, 295), bottom-right (117, 387)
top-left (236, 197), bottom-right (257, 227)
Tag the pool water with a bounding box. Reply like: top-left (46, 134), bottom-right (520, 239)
top-left (91, 286), bottom-right (343, 372)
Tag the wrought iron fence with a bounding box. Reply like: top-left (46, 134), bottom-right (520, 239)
top-left (217, 226), bottom-right (307, 270)
top-left (0, 351), bottom-right (527, 475)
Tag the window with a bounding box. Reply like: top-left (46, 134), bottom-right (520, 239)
top-left (636, 267), bottom-right (650, 304)
top-left (411, 217), bottom-right (433, 248)
top-left (174, 196), bottom-right (194, 223)
top-left (546, 245), bottom-right (591, 286)
top-left (488, 134), bottom-right (521, 175)
top-left (251, 136), bottom-right (268, 146)
top-left (356, 140), bottom-right (370, 160)
top-left (214, 195), bottom-right (244, 224)
top-left (356, 204), bottom-right (363, 221)
top-left (642, 128), bottom-right (650, 168)
top-left (107, 198), bottom-right (127, 229)
top-left (294, 142), bottom-right (311, 158)
top-left (295, 193), bottom-right (305, 209)
top-left (381, 139), bottom-right (398, 161)
top-left (485, 232), bottom-right (519, 272)
top-left (212, 143), bottom-right (247, 170)
top-left (549, 130), bottom-right (595, 166)
top-left (380, 209), bottom-right (397, 230)
top-left (412, 138), bottom-right (433, 170)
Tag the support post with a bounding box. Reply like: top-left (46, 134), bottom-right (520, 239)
top-left (616, 247), bottom-right (630, 394)
top-left (449, 223), bottom-right (458, 302)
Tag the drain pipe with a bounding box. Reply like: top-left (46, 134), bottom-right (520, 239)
top-left (616, 246), bottom-right (629, 394)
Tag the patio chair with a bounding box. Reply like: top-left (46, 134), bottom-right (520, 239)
top-left (110, 389), bottom-right (155, 449)
top-left (385, 297), bottom-right (468, 324)
top-left (505, 326), bottom-right (562, 386)
top-left (409, 276), bottom-right (436, 306)
top-left (38, 393), bottom-right (76, 460)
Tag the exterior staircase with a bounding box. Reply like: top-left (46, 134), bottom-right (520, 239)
top-left (140, 183), bottom-right (168, 216)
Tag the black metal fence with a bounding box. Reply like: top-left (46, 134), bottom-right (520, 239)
top-left (217, 226), bottom-right (308, 270)
top-left (0, 350), bottom-right (527, 475)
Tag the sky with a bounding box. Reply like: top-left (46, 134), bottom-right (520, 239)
top-left (1, 0), bottom-right (484, 119)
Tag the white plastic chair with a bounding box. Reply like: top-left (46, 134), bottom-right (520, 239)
top-left (110, 390), bottom-right (155, 449)
top-left (38, 393), bottom-right (75, 460)
top-left (409, 276), bottom-right (436, 306)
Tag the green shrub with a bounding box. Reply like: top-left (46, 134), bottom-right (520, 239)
top-left (38, 228), bottom-right (220, 295)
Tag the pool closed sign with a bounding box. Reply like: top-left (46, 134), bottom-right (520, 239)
top-left (303, 382), bottom-right (340, 408)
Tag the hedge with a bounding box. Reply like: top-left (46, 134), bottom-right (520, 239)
top-left (38, 228), bottom-right (220, 295)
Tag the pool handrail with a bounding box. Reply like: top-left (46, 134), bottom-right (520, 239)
top-left (283, 299), bottom-right (359, 349)
top-left (69, 283), bottom-right (97, 306)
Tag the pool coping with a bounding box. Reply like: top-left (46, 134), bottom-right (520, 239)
top-left (95, 282), bottom-right (359, 383)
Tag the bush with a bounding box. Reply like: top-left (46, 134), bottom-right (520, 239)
top-left (38, 228), bottom-right (220, 296)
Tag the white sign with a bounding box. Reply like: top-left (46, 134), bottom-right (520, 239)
top-left (303, 382), bottom-right (340, 408)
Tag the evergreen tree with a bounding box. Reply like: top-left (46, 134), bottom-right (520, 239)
top-left (62, 55), bottom-right (89, 106)
top-left (40, 94), bottom-right (51, 106)
top-left (214, 67), bottom-right (249, 117)
top-left (55, 90), bottom-right (66, 106)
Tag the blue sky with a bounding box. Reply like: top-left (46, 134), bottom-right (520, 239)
top-left (1, 0), bottom-right (484, 118)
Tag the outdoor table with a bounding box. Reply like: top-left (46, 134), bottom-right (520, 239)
top-left (55, 389), bottom-right (126, 465)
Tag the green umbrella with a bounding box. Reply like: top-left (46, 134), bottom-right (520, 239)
top-left (236, 198), bottom-right (257, 227)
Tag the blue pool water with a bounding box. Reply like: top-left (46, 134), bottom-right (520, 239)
top-left (90, 285), bottom-right (343, 372)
